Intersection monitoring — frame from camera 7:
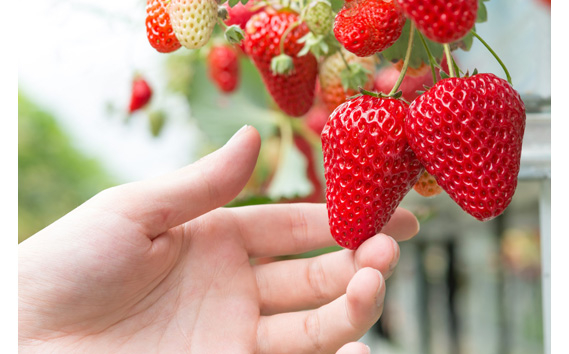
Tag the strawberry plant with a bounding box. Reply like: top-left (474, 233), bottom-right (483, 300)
top-left (135, 0), bottom-right (526, 250)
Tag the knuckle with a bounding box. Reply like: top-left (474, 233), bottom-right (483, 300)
top-left (306, 258), bottom-right (328, 304)
top-left (304, 311), bottom-right (324, 353)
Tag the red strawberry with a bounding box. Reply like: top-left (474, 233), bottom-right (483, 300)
top-left (414, 171), bottom-right (443, 197)
top-left (208, 44), bottom-right (240, 93)
top-left (244, 9), bottom-right (318, 117)
top-left (404, 73), bottom-right (526, 221)
top-left (146, 0), bottom-right (181, 53)
top-left (129, 76), bottom-right (152, 113)
top-left (396, 0), bottom-right (478, 44)
top-left (223, 0), bottom-right (261, 29)
top-left (374, 65), bottom-right (432, 102)
top-left (321, 95), bottom-right (424, 249)
top-left (334, 0), bottom-right (406, 57)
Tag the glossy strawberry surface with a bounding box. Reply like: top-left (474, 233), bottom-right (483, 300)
top-left (334, 0), bottom-right (406, 57)
top-left (405, 73), bottom-right (526, 221)
top-left (396, 0), bottom-right (478, 44)
top-left (208, 45), bottom-right (239, 93)
top-left (146, 0), bottom-right (181, 53)
top-left (244, 10), bottom-right (318, 117)
top-left (322, 95), bottom-right (423, 249)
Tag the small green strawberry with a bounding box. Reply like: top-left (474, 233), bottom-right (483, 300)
top-left (304, 0), bottom-right (334, 36)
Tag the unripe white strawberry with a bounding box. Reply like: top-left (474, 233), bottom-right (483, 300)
top-left (169, 0), bottom-right (217, 50)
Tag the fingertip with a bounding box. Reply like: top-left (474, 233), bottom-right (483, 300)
top-left (346, 267), bottom-right (385, 329)
top-left (356, 234), bottom-right (400, 279)
top-left (336, 342), bottom-right (371, 354)
top-left (381, 207), bottom-right (420, 241)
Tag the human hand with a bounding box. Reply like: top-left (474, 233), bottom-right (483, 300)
top-left (18, 126), bottom-right (419, 353)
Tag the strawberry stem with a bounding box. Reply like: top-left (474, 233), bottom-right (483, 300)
top-left (339, 50), bottom-right (352, 73)
top-left (443, 44), bottom-right (456, 78)
top-left (417, 31), bottom-right (438, 84)
top-left (280, 21), bottom-right (300, 56)
top-left (388, 22), bottom-right (415, 96)
top-left (470, 30), bottom-right (512, 84)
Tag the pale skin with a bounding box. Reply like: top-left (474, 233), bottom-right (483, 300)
top-left (18, 126), bottom-right (420, 353)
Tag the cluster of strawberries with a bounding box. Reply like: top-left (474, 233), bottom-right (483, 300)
top-left (145, 0), bottom-right (526, 250)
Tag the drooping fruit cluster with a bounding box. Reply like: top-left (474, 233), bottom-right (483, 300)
top-left (244, 9), bottom-right (318, 117)
top-left (140, 0), bottom-right (528, 251)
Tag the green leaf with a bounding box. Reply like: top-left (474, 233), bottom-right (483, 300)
top-left (381, 20), bottom-right (445, 69)
top-left (228, 0), bottom-right (240, 7)
top-left (476, 0), bottom-right (490, 23)
top-left (267, 139), bottom-right (314, 200)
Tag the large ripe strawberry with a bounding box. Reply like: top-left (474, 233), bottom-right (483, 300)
top-left (334, 0), bottom-right (406, 57)
top-left (169, 0), bottom-right (217, 50)
top-left (146, 0), bottom-right (181, 53)
top-left (244, 9), bottom-right (318, 117)
top-left (129, 76), bottom-right (153, 113)
top-left (396, 0), bottom-right (478, 44)
top-left (405, 73), bottom-right (526, 221)
top-left (322, 95), bottom-right (424, 249)
top-left (207, 44), bottom-right (239, 93)
top-left (319, 49), bottom-right (376, 113)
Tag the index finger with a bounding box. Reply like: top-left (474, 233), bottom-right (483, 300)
top-left (226, 203), bottom-right (419, 257)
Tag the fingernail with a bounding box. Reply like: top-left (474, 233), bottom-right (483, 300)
top-left (364, 344), bottom-right (371, 354)
top-left (388, 236), bottom-right (400, 273)
top-left (226, 125), bottom-right (249, 145)
top-left (375, 270), bottom-right (384, 307)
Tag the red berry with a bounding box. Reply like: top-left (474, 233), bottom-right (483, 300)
top-left (145, 0), bottom-right (181, 53)
top-left (129, 76), bottom-right (152, 113)
top-left (404, 73), bottom-right (526, 221)
top-left (396, 0), bottom-right (478, 44)
top-left (223, 0), bottom-right (261, 29)
top-left (244, 9), bottom-right (318, 117)
top-left (334, 0), bottom-right (406, 57)
top-left (208, 44), bottom-right (240, 93)
top-left (322, 95), bottom-right (424, 250)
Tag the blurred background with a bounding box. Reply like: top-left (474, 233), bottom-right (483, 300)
top-left (18, 0), bottom-right (551, 353)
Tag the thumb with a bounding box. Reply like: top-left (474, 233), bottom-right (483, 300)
top-left (98, 125), bottom-right (261, 237)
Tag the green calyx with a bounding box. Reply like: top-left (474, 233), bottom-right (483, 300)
top-left (271, 54), bottom-right (295, 75)
top-left (224, 25), bottom-right (245, 44)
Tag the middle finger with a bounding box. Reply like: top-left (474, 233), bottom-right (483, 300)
top-left (255, 233), bottom-right (400, 315)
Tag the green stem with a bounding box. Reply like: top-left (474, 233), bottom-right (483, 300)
top-left (388, 22), bottom-right (415, 96)
top-left (280, 21), bottom-right (300, 55)
top-left (470, 29), bottom-right (512, 84)
top-left (443, 44), bottom-right (456, 77)
top-left (339, 49), bottom-right (352, 72)
top-left (417, 31), bottom-right (438, 84)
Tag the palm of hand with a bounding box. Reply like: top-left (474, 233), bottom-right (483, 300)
top-left (18, 127), bottom-right (419, 354)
